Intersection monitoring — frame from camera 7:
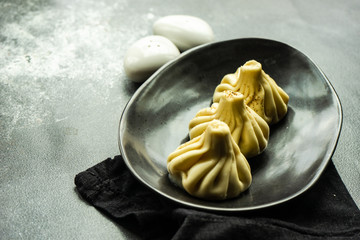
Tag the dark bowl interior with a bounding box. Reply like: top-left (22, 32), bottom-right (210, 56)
top-left (118, 38), bottom-right (342, 211)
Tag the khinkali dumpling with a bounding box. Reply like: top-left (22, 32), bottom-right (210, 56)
top-left (167, 120), bottom-right (252, 200)
top-left (189, 90), bottom-right (269, 158)
top-left (213, 60), bottom-right (289, 125)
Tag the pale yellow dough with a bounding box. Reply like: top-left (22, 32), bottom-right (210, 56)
top-left (167, 120), bottom-right (252, 200)
top-left (213, 60), bottom-right (289, 125)
top-left (189, 90), bottom-right (269, 158)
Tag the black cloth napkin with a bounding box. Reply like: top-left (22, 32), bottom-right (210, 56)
top-left (74, 155), bottom-right (360, 240)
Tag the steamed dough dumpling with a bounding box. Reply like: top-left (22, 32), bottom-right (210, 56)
top-left (189, 90), bottom-right (269, 158)
top-left (213, 60), bottom-right (289, 125)
top-left (167, 120), bottom-right (252, 200)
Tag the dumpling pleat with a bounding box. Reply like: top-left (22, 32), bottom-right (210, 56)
top-left (167, 120), bottom-right (252, 200)
top-left (189, 90), bottom-right (269, 158)
top-left (213, 60), bottom-right (289, 125)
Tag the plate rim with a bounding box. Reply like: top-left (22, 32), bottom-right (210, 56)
top-left (118, 37), bottom-right (343, 212)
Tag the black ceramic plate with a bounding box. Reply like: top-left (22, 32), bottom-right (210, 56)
top-left (118, 38), bottom-right (342, 211)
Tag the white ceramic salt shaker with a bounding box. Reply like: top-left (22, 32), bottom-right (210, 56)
top-left (123, 35), bottom-right (180, 83)
top-left (153, 15), bottom-right (214, 51)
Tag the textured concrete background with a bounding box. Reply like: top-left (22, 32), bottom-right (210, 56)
top-left (1, 0), bottom-right (359, 239)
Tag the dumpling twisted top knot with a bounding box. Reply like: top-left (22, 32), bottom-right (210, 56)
top-left (189, 90), bottom-right (269, 158)
top-left (213, 60), bottom-right (289, 125)
top-left (167, 120), bottom-right (252, 200)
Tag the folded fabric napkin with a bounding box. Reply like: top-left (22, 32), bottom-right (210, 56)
top-left (75, 155), bottom-right (360, 240)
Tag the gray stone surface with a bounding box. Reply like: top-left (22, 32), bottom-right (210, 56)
top-left (1, 0), bottom-right (359, 239)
